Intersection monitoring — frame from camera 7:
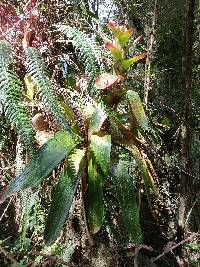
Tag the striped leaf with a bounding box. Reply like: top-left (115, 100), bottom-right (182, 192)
top-left (44, 149), bottom-right (85, 245)
top-left (1, 131), bottom-right (78, 202)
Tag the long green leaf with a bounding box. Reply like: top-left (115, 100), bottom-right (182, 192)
top-left (127, 90), bottom-right (148, 132)
top-left (112, 160), bottom-right (142, 244)
top-left (44, 149), bottom-right (85, 245)
top-left (1, 131), bottom-right (78, 202)
top-left (87, 134), bottom-right (111, 233)
top-left (130, 147), bottom-right (157, 193)
top-left (90, 133), bottom-right (111, 176)
top-left (122, 54), bottom-right (146, 71)
top-left (87, 158), bottom-right (104, 234)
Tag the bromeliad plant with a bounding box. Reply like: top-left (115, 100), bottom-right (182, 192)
top-left (0, 20), bottom-right (159, 246)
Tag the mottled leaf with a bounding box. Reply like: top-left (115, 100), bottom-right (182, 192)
top-left (127, 90), bottom-right (148, 131)
top-left (44, 149), bottom-right (85, 245)
top-left (1, 131), bottom-right (78, 202)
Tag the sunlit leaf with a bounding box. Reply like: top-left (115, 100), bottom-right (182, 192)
top-left (90, 133), bottom-right (111, 176)
top-left (88, 104), bottom-right (107, 136)
top-left (161, 117), bottom-right (171, 129)
top-left (122, 53), bottom-right (146, 71)
top-left (44, 149), bottom-right (85, 245)
top-left (112, 160), bottom-right (142, 244)
top-left (87, 158), bottom-right (104, 234)
top-left (87, 134), bottom-right (111, 233)
top-left (95, 73), bottom-right (121, 90)
top-left (24, 75), bottom-right (37, 100)
top-left (127, 90), bottom-right (148, 131)
top-left (105, 42), bottom-right (123, 60)
top-left (0, 131), bottom-right (78, 202)
top-left (108, 20), bottom-right (135, 47)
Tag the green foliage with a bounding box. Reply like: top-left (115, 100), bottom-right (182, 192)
top-left (0, 19), bottom-right (159, 253)
top-left (112, 159), bottom-right (142, 244)
top-left (88, 104), bottom-right (107, 136)
top-left (1, 130), bottom-right (77, 201)
top-left (44, 149), bottom-right (85, 245)
top-left (56, 25), bottom-right (103, 78)
top-left (90, 133), bottom-right (111, 176)
top-left (127, 90), bottom-right (149, 132)
top-left (87, 158), bottom-right (105, 234)
top-left (88, 134), bottom-right (111, 233)
top-left (25, 47), bottom-right (70, 131)
top-left (0, 41), bottom-right (35, 155)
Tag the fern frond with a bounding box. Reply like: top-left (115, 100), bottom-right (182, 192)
top-left (56, 25), bottom-right (104, 78)
top-left (0, 40), bottom-right (12, 66)
top-left (0, 41), bottom-right (35, 155)
top-left (24, 47), bottom-right (70, 131)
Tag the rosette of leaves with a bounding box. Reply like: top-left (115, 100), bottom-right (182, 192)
top-left (0, 22), bottom-right (160, 247)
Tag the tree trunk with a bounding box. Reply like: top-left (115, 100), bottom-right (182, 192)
top-left (144, 0), bottom-right (157, 106)
top-left (177, 0), bottom-right (195, 256)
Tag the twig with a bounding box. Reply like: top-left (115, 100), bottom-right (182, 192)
top-left (0, 197), bottom-right (13, 222)
top-left (29, 250), bottom-right (76, 267)
top-left (0, 244), bottom-right (18, 264)
top-left (153, 233), bottom-right (199, 262)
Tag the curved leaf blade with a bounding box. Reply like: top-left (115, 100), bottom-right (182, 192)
top-left (105, 42), bottom-right (123, 60)
top-left (1, 131), bottom-right (78, 202)
top-left (44, 149), bottom-right (85, 245)
top-left (130, 147), bottom-right (157, 193)
top-left (88, 105), bottom-right (107, 137)
top-left (90, 134), bottom-right (111, 176)
top-left (95, 73), bottom-right (121, 90)
top-left (127, 90), bottom-right (148, 131)
top-left (122, 53), bottom-right (146, 71)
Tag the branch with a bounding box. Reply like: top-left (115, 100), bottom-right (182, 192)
top-left (0, 244), bottom-right (18, 264)
top-left (153, 233), bottom-right (199, 262)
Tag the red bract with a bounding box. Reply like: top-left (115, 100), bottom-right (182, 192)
top-left (96, 73), bottom-right (121, 90)
top-left (105, 42), bottom-right (123, 60)
top-left (134, 35), bottom-right (143, 44)
top-left (108, 20), bottom-right (118, 29)
top-left (108, 20), bottom-right (135, 47)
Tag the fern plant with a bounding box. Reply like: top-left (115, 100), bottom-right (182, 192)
top-left (56, 25), bottom-right (103, 77)
top-left (0, 21), bottom-right (161, 248)
top-left (0, 40), bottom-right (35, 156)
top-left (25, 47), bottom-right (71, 131)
